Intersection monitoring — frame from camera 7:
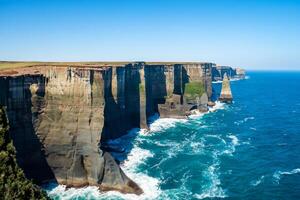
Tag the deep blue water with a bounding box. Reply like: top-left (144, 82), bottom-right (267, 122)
top-left (48, 71), bottom-right (300, 200)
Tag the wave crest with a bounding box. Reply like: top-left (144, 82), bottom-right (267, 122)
top-left (273, 168), bottom-right (300, 184)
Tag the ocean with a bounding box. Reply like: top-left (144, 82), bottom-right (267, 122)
top-left (45, 71), bottom-right (300, 200)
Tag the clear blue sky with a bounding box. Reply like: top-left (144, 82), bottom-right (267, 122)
top-left (0, 0), bottom-right (300, 70)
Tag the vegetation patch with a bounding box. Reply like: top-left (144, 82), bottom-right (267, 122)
top-left (184, 82), bottom-right (205, 100)
top-left (0, 106), bottom-right (49, 200)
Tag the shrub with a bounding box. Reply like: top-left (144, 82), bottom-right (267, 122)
top-left (0, 106), bottom-right (49, 200)
top-left (184, 82), bottom-right (205, 99)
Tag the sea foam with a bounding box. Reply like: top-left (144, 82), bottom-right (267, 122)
top-left (194, 164), bottom-right (227, 199)
top-left (273, 168), bottom-right (300, 184)
top-left (250, 175), bottom-right (265, 186)
top-left (149, 118), bottom-right (187, 133)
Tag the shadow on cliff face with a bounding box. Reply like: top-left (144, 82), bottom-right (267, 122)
top-left (173, 64), bottom-right (189, 104)
top-left (101, 64), bottom-right (143, 162)
top-left (144, 65), bottom-right (167, 120)
top-left (102, 64), bottom-right (169, 163)
top-left (0, 76), bottom-right (56, 184)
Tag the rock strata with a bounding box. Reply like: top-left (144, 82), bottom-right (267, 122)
top-left (0, 62), bottom-right (214, 194)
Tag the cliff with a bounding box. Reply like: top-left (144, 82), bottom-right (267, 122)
top-left (212, 65), bottom-right (245, 81)
top-left (0, 62), bottom-right (213, 194)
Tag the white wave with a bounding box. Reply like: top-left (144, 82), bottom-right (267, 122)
top-left (217, 134), bottom-right (239, 156)
top-left (148, 100), bottom-right (225, 133)
top-left (190, 141), bottom-right (205, 154)
top-left (46, 184), bottom-right (102, 200)
top-left (212, 80), bottom-right (223, 84)
top-left (121, 146), bottom-right (153, 170)
top-left (209, 101), bottom-right (225, 112)
top-left (188, 110), bottom-right (206, 119)
top-left (149, 118), bottom-right (187, 132)
top-left (212, 76), bottom-right (248, 84)
top-left (194, 164), bottom-right (226, 199)
top-left (228, 135), bottom-right (239, 146)
top-left (250, 175), bottom-right (265, 186)
top-left (205, 134), bottom-right (227, 145)
top-left (273, 168), bottom-right (300, 184)
top-left (138, 128), bottom-right (149, 136)
top-left (234, 116), bottom-right (255, 125)
top-left (106, 146), bottom-right (161, 200)
top-left (188, 101), bottom-right (226, 120)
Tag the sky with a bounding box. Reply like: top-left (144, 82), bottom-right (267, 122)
top-left (0, 0), bottom-right (300, 70)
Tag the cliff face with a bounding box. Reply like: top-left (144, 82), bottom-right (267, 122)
top-left (0, 62), bottom-right (213, 194)
top-left (212, 65), bottom-right (245, 81)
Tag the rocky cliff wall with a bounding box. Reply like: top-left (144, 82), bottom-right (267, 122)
top-left (212, 65), bottom-right (245, 81)
top-left (0, 62), bottom-right (213, 194)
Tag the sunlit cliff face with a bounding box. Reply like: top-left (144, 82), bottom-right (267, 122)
top-left (0, 62), bottom-right (212, 194)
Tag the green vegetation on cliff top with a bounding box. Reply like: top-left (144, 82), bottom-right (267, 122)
top-left (0, 106), bottom-right (49, 200)
top-left (184, 82), bottom-right (205, 99)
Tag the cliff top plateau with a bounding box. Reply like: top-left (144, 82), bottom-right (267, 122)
top-left (0, 61), bottom-right (214, 70)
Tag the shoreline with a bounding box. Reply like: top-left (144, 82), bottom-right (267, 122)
top-left (44, 101), bottom-right (226, 199)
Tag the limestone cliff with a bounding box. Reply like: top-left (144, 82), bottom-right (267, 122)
top-left (0, 62), bottom-right (213, 194)
top-left (212, 65), bottom-right (245, 81)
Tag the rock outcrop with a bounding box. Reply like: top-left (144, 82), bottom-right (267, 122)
top-left (219, 73), bottom-right (233, 103)
top-left (212, 65), bottom-right (245, 81)
top-left (0, 62), bottom-right (213, 194)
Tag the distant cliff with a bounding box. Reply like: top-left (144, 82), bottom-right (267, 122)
top-left (212, 65), bottom-right (245, 81)
top-left (0, 62), bottom-right (213, 194)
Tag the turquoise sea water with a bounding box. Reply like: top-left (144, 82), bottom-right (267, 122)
top-left (46, 71), bottom-right (300, 199)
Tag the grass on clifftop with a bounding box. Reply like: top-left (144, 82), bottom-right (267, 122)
top-left (0, 106), bottom-right (49, 200)
top-left (0, 61), bottom-right (208, 71)
top-left (184, 82), bottom-right (205, 99)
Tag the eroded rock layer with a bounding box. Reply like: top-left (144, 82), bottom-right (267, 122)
top-left (0, 62), bottom-right (213, 194)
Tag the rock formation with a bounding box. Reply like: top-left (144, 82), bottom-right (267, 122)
top-left (212, 65), bottom-right (245, 81)
top-left (219, 73), bottom-right (233, 103)
top-left (0, 62), bottom-right (213, 194)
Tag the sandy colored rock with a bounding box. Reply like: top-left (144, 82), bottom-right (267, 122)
top-left (219, 73), bottom-right (233, 103)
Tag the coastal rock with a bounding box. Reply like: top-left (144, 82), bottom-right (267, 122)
top-left (219, 73), bottom-right (233, 103)
top-left (198, 93), bottom-right (209, 112)
top-left (101, 152), bottom-right (143, 194)
top-left (207, 101), bottom-right (216, 107)
top-left (212, 65), bottom-right (245, 81)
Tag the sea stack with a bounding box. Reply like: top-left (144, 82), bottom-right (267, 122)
top-left (219, 73), bottom-right (233, 103)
